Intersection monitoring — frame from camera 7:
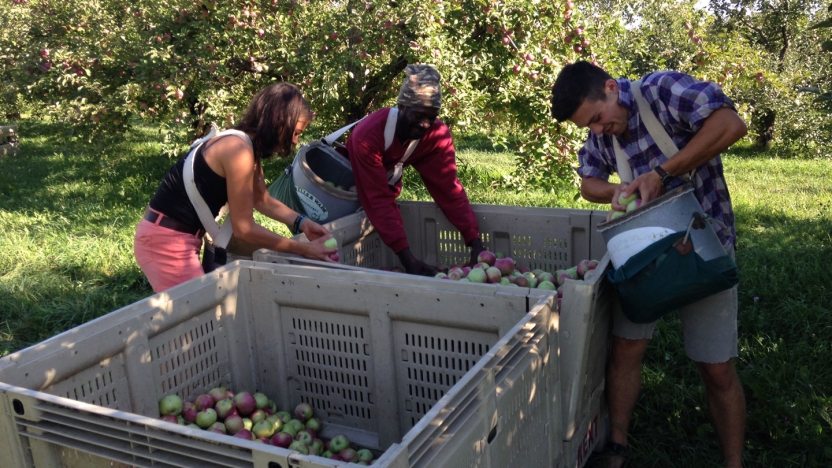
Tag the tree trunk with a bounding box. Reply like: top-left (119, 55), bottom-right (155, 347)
top-left (752, 108), bottom-right (776, 149)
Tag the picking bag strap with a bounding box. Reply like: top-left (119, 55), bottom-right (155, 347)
top-left (612, 138), bottom-right (634, 183)
top-left (630, 80), bottom-right (681, 158)
top-left (384, 107), bottom-right (419, 186)
top-left (183, 125), bottom-right (252, 249)
top-left (322, 117), bottom-right (365, 146)
top-left (612, 80), bottom-right (693, 184)
top-left (630, 80), bottom-right (694, 181)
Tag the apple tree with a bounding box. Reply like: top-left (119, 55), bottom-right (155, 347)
top-left (708, 0), bottom-right (831, 151)
top-left (4, 0), bottom-right (620, 189)
top-left (803, 4), bottom-right (832, 112)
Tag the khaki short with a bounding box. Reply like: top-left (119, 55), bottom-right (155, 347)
top-left (611, 249), bottom-right (739, 364)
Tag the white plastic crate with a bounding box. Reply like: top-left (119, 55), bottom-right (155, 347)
top-left (253, 201), bottom-right (614, 450)
top-left (0, 262), bottom-right (559, 468)
top-left (562, 383), bottom-right (609, 468)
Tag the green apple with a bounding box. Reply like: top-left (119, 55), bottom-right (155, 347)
top-left (618, 191), bottom-right (638, 206)
top-left (324, 238), bottom-right (337, 249)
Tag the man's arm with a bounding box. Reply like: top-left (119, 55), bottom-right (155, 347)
top-left (411, 127), bottom-right (480, 245)
top-left (623, 105), bottom-right (747, 203)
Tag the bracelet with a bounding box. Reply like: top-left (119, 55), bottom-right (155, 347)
top-left (293, 215), bottom-right (308, 233)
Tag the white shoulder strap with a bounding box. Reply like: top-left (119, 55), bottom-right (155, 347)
top-left (383, 107), bottom-right (398, 150)
top-left (384, 107), bottom-right (419, 185)
top-left (611, 137), bottom-right (634, 183)
top-left (612, 80), bottom-right (692, 184)
top-left (323, 118), bottom-right (365, 146)
top-left (630, 80), bottom-right (681, 158)
top-left (183, 125), bottom-right (252, 249)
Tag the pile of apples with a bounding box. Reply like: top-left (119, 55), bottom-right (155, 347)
top-left (158, 388), bottom-right (376, 464)
top-left (433, 251), bottom-right (600, 308)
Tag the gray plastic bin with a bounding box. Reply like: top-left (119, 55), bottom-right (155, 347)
top-left (254, 201), bottom-right (614, 461)
top-left (0, 262), bottom-right (560, 468)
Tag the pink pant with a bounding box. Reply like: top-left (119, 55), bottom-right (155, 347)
top-left (134, 218), bottom-right (204, 293)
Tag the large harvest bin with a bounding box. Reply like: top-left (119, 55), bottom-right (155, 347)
top-left (0, 262), bottom-right (561, 468)
top-left (253, 201), bottom-right (615, 465)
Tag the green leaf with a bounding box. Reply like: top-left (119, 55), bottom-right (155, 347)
top-left (810, 18), bottom-right (832, 29)
top-left (823, 40), bottom-right (832, 52)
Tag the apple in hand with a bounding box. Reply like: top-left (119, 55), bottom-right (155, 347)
top-left (618, 192), bottom-right (638, 206)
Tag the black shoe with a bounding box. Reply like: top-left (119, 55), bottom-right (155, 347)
top-left (586, 442), bottom-right (629, 468)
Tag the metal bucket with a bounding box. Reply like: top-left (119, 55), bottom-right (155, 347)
top-left (597, 184), bottom-right (727, 269)
top-left (291, 141), bottom-right (361, 223)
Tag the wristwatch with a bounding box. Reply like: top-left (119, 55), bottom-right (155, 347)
top-left (653, 166), bottom-right (674, 187)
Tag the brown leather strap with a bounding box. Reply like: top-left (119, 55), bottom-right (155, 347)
top-left (144, 208), bottom-right (203, 237)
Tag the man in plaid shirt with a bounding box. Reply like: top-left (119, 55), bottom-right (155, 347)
top-left (551, 61), bottom-right (748, 468)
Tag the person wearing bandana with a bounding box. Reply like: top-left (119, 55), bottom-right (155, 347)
top-left (343, 64), bottom-right (485, 276)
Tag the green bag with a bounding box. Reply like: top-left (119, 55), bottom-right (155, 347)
top-left (267, 167), bottom-right (308, 234)
top-left (606, 230), bottom-right (739, 324)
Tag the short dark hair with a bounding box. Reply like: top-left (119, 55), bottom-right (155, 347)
top-left (235, 83), bottom-right (313, 161)
top-left (550, 61), bottom-right (613, 122)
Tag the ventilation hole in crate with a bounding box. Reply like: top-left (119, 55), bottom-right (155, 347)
top-left (290, 316), bottom-right (373, 424)
top-left (153, 317), bottom-right (224, 399)
top-left (12, 400), bottom-right (24, 415)
top-left (401, 333), bottom-right (491, 428)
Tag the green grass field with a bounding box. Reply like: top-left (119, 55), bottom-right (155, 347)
top-left (0, 120), bottom-right (830, 467)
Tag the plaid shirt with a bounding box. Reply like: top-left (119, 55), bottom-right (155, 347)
top-left (577, 71), bottom-right (737, 248)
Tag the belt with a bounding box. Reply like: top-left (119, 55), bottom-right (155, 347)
top-left (144, 208), bottom-right (204, 237)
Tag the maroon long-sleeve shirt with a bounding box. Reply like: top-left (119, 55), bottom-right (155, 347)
top-left (344, 108), bottom-right (479, 254)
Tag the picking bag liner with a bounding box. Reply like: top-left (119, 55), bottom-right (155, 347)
top-left (268, 168), bottom-right (308, 235)
top-left (606, 230), bottom-right (739, 324)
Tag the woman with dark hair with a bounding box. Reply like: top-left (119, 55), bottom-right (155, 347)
top-left (134, 83), bottom-right (336, 293)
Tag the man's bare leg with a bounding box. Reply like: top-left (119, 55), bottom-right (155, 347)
top-left (593, 336), bottom-right (650, 467)
top-left (696, 359), bottom-right (745, 468)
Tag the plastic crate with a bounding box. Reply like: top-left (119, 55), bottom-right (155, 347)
top-left (0, 262), bottom-right (559, 468)
top-left (254, 201), bottom-right (613, 449)
top-left (259, 201), bottom-right (607, 272)
top-left (562, 384), bottom-right (609, 468)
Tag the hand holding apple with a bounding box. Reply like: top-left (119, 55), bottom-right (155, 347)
top-left (624, 170), bottom-right (665, 204)
top-left (300, 218), bottom-right (331, 241)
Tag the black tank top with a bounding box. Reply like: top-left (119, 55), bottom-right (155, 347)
top-left (149, 138), bottom-right (232, 230)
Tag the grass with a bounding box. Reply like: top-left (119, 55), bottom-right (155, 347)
top-left (1, 120), bottom-right (831, 466)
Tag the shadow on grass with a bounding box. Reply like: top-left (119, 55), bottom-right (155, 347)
top-left (0, 120), bottom-right (181, 226)
top-left (624, 204), bottom-right (832, 467)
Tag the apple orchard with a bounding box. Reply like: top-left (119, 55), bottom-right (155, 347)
top-left (2, 0), bottom-right (825, 188)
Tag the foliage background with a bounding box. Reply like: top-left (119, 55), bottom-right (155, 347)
top-left (4, 0), bottom-right (827, 192)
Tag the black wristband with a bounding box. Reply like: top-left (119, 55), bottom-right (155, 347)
top-left (653, 166), bottom-right (674, 187)
top-left (293, 215), bottom-right (308, 233)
